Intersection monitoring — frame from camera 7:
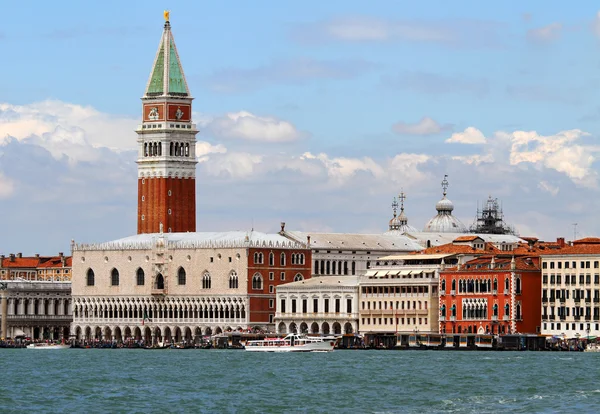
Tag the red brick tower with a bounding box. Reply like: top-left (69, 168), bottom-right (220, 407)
top-left (137, 14), bottom-right (197, 234)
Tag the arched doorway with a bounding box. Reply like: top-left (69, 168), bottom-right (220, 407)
top-left (124, 327), bottom-right (132, 341)
top-left (322, 322), bottom-right (330, 335)
top-left (215, 327), bottom-right (223, 335)
top-left (144, 327), bottom-right (152, 344)
top-left (344, 322), bottom-right (353, 334)
top-left (63, 326), bottom-right (70, 340)
top-left (184, 327), bottom-right (193, 343)
top-left (104, 327), bottom-right (113, 341)
top-left (154, 327), bottom-right (162, 344)
top-left (311, 322), bottom-right (319, 334)
top-left (300, 322), bottom-right (308, 333)
top-left (333, 322), bottom-right (341, 335)
top-left (33, 327), bottom-right (40, 340)
top-left (75, 327), bottom-right (82, 340)
top-left (278, 322), bottom-right (286, 333)
top-left (114, 327), bottom-right (122, 342)
top-left (289, 323), bottom-right (298, 333)
top-left (95, 327), bottom-right (102, 340)
top-left (205, 327), bottom-right (212, 336)
top-left (155, 273), bottom-right (165, 290)
top-left (174, 327), bottom-right (182, 343)
top-left (164, 327), bottom-right (172, 343)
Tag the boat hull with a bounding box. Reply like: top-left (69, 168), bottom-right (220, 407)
top-left (26, 344), bottom-right (70, 349)
top-left (245, 341), bottom-right (335, 352)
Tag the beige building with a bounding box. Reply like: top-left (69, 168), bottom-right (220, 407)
top-left (71, 231), bottom-right (308, 344)
top-left (275, 276), bottom-right (359, 335)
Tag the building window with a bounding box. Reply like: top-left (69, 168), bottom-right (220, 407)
top-left (253, 252), bottom-right (264, 264)
top-left (269, 285), bottom-right (274, 293)
top-left (269, 299), bottom-right (274, 309)
top-left (86, 269), bottom-right (95, 286)
top-left (291, 299), bottom-right (297, 313)
top-left (280, 252), bottom-right (286, 266)
top-left (335, 298), bottom-right (341, 313)
top-left (294, 274), bottom-right (304, 282)
top-left (302, 299), bottom-right (307, 313)
top-left (178, 267), bottom-right (186, 285)
top-left (252, 273), bottom-right (263, 290)
top-left (202, 272), bottom-right (211, 289)
top-left (269, 272), bottom-right (274, 281)
top-left (229, 271), bottom-right (238, 289)
top-left (168, 209), bottom-right (172, 215)
top-left (108, 268), bottom-right (119, 286)
top-left (141, 215), bottom-right (145, 221)
top-left (141, 196), bottom-right (145, 202)
top-left (324, 298), bottom-right (329, 313)
top-left (280, 272), bottom-right (285, 281)
top-left (347, 298), bottom-right (352, 314)
top-left (281, 299), bottom-right (286, 313)
top-left (136, 268), bottom-right (145, 286)
top-left (314, 298), bottom-right (318, 313)
top-left (269, 252), bottom-right (274, 266)
top-left (168, 190), bottom-right (172, 196)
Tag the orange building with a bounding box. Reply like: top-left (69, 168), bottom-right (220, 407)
top-left (439, 256), bottom-right (542, 335)
top-left (0, 253), bottom-right (72, 281)
top-left (247, 248), bottom-right (312, 325)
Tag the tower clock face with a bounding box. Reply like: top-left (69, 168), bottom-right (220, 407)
top-left (144, 104), bottom-right (165, 121)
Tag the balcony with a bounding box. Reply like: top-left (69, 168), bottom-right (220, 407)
top-left (151, 289), bottom-right (166, 296)
top-left (503, 315), bottom-right (510, 321)
top-left (574, 298), bottom-right (581, 303)
top-left (440, 290), bottom-right (445, 296)
top-left (549, 298), bottom-right (555, 303)
top-left (542, 297), bottom-right (548, 303)
top-left (574, 316), bottom-right (581, 321)
top-left (504, 290), bottom-right (509, 295)
top-left (585, 315), bottom-right (592, 321)
top-left (439, 316), bottom-right (446, 322)
top-left (548, 315), bottom-right (555, 320)
top-left (450, 290), bottom-right (456, 296)
top-left (491, 315), bottom-right (498, 321)
top-left (559, 298), bottom-right (566, 303)
top-left (560, 315), bottom-right (566, 321)
top-left (594, 297), bottom-right (600, 303)
top-left (585, 298), bottom-right (591, 303)
top-left (450, 316), bottom-right (456, 321)
top-left (492, 290), bottom-right (497, 295)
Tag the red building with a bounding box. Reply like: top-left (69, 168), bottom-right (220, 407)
top-left (247, 248), bottom-right (312, 325)
top-left (136, 17), bottom-right (197, 234)
top-left (439, 256), bottom-right (542, 335)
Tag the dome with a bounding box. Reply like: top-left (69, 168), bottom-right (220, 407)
top-left (423, 174), bottom-right (467, 233)
top-left (435, 197), bottom-right (454, 212)
top-left (386, 192), bottom-right (418, 234)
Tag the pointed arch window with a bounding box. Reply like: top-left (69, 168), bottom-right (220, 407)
top-left (504, 303), bottom-right (510, 316)
top-left (229, 271), bottom-right (238, 289)
top-left (493, 304), bottom-right (498, 316)
top-left (156, 273), bottom-right (165, 290)
top-left (440, 304), bottom-right (446, 317)
top-left (300, 254), bottom-right (305, 265)
top-left (493, 278), bottom-right (498, 292)
top-left (280, 252), bottom-right (286, 266)
top-left (269, 252), bottom-right (274, 266)
top-left (450, 304), bottom-right (456, 317)
top-left (111, 268), bottom-right (119, 286)
top-left (516, 303), bottom-right (522, 320)
top-left (441, 279), bottom-right (446, 292)
top-left (505, 278), bottom-right (510, 292)
top-left (252, 273), bottom-right (263, 290)
top-left (136, 268), bottom-right (145, 286)
top-left (202, 272), bottom-right (211, 289)
top-left (515, 277), bottom-right (522, 294)
top-left (451, 279), bottom-right (456, 292)
top-left (86, 269), bottom-right (95, 286)
top-left (294, 274), bottom-right (304, 282)
top-left (178, 267), bottom-right (186, 285)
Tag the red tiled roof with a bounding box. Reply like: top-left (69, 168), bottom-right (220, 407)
top-left (573, 237), bottom-right (600, 245)
top-left (442, 256), bottom-right (540, 273)
top-left (453, 235), bottom-right (481, 242)
top-left (1, 255), bottom-right (72, 268)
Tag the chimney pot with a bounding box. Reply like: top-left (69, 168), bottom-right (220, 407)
top-left (59, 252), bottom-right (63, 257)
top-left (280, 222), bottom-right (285, 232)
top-left (17, 253), bottom-right (22, 258)
top-left (35, 254), bottom-right (40, 258)
top-left (9, 254), bottom-right (15, 262)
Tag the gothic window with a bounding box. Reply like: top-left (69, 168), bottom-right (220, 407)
top-left (504, 303), bottom-right (510, 316)
top-left (294, 274), bottom-right (304, 282)
top-left (178, 267), bottom-right (186, 285)
top-left (170, 142), bottom-right (174, 156)
top-left (493, 304), bottom-right (498, 316)
top-left (516, 303), bottom-right (522, 319)
top-left (441, 279), bottom-right (446, 292)
top-left (252, 273), bottom-right (263, 290)
top-left (254, 252), bottom-right (259, 264)
top-left (351, 261), bottom-right (356, 275)
top-left (280, 252), bottom-right (286, 266)
top-left (229, 271), bottom-right (238, 289)
top-left (111, 268), bottom-right (119, 286)
top-left (451, 304), bottom-right (456, 317)
top-left (259, 253), bottom-right (264, 264)
top-left (440, 304), bottom-right (446, 317)
top-left (516, 277), bottom-right (522, 294)
top-left (291, 254), bottom-right (296, 265)
top-left (185, 143), bottom-right (189, 157)
top-left (451, 279), bottom-right (456, 292)
top-left (202, 272), bottom-right (211, 289)
top-left (269, 252), bottom-right (274, 266)
top-left (505, 278), bottom-right (510, 292)
top-left (144, 142), bottom-right (148, 157)
top-left (158, 143), bottom-right (162, 156)
top-left (86, 269), bottom-right (95, 286)
top-left (136, 268), bottom-right (145, 286)
top-left (300, 254), bottom-right (305, 265)
top-left (493, 278), bottom-right (498, 291)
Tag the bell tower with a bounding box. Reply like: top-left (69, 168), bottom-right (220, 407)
top-left (137, 12), bottom-right (197, 234)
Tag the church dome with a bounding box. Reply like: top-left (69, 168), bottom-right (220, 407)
top-left (386, 192), bottom-right (418, 234)
top-left (423, 175), bottom-right (467, 233)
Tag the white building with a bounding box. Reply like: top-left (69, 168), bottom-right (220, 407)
top-left (540, 238), bottom-right (600, 338)
top-left (275, 276), bottom-right (359, 335)
top-left (280, 226), bottom-right (422, 278)
top-left (70, 230), bottom-right (310, 344)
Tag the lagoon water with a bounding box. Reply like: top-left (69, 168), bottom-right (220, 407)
top-left (1, 349), bottom-right (600, 413)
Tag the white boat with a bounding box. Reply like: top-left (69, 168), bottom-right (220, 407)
top-left (584, 343), bottom-right (600, 352)
top-left (245, 333), bottom-right (335, 352)
top-left (26, 343), bottom-right (70, 349)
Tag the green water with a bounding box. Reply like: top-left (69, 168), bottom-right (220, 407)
top-left (1, 349), bottom-right (599, 413)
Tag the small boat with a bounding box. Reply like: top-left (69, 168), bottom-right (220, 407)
top-left (245, 333), bottom-right (335, 352)
top-left (27, 343), bottom-right (70, 349)
top-left (584, 343), bottom-right (600, 352)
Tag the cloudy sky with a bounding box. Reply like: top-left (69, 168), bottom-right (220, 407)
top-left (1, 1), bottom-right (600, 254)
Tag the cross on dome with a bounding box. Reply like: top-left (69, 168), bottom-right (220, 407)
top-left (441, 174), bottom-right (449, 197)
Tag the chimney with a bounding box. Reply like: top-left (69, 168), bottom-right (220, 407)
top-left (511, 256), bottom-right (516, 270)
top-left (17, 253), bottom-right (22, 258)
top-left (490, 256), bottom-right (495, 269)
top-left (307, 235), bottom-right (311, 245)
top-left (280, 222), bottom-right (285, 233)
top-left (528, 240), bottom-right (535, 251)
top-left (59, 252), bottom-right (64, 257)
top-left (35, 253), bottom-right (40, 258)
top-left (557, 237), bottom-right (565, 248)
top-left (440, 257), bottom-right (446, 271)
top-left (9, 254), bottom-right (15, 262)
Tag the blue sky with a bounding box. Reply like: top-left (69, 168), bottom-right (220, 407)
top-left (1, 1), bottom-right (600, 253)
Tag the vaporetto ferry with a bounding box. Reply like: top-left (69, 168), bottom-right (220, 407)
top-left (245, 333), bottom-right (336, 352)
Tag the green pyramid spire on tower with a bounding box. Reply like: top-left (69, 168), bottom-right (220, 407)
top-left (144, 15), bottom-right (191, 98)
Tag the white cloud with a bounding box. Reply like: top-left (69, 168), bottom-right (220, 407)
top-left (206, 111), bottom-right (305, 143)
top-left (592, 11), bottom-right (600, 38)
top-left (538, 181), bottom-right (559, 196)
top-left (195, 141), bottom-right (227, 162)
top-left (504, 129), bottom-right (597, 187)
top-left (451, 154), bottom-right (494, 165)
top-left (527, 23), bottom-right (562, 42)
top-left (446, 127), bottom-right (487, 144)
top-left (0, 173), bottom-right (15, 199)
top-left (392, 117), bottom-right (450, 136)
top-left (300, 152), bottom-right (385, 184)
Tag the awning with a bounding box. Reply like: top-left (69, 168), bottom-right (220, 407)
top-left (13, 329), bottom-right (25, 337)
top-left (365, 270), bottom-right (378, 277)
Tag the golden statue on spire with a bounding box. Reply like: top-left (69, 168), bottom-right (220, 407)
top-left (164, 10), bottom-right (170, 21)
